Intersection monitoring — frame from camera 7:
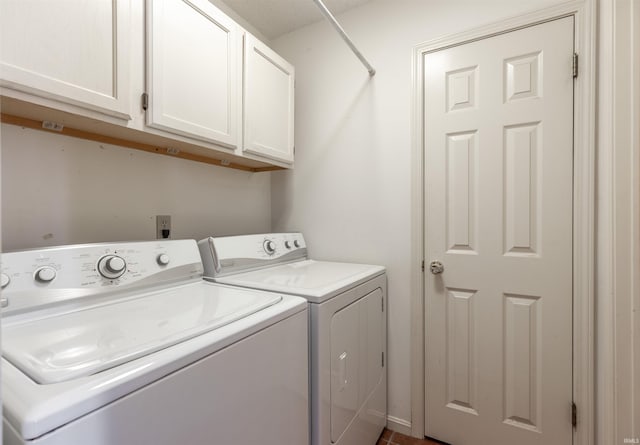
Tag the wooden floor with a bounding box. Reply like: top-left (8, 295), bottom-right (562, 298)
top-left (377, 428), bottom-right (445, 445)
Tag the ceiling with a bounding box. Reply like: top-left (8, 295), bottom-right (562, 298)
top-left (219, 0), bottom-right (373, 40)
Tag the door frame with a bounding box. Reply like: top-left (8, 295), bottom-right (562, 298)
top-left (409, 1), bottom-right (596, 443)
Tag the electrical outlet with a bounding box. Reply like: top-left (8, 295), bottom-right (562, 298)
top-left (156, 215), bottom-right (171, 239)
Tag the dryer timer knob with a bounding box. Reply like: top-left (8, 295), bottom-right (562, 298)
top-left (263, 240), bottom-right (276, 255)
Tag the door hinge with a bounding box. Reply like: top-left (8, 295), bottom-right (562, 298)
top-left (573, 53), bottom-right (579, 79)
top-left (421, 260), bottom-right (425, 272)
top-left (381, 351), bottom-right (385, 367)
top-left (142, 93), bottom-right (149, 111)
top-left (572, 402), bottom-right (577, 428)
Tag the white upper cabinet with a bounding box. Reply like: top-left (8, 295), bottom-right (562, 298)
top-left (0, 0), bottom-right (131, 119)
top-left (1, 0), bottom-right (295, 169)
top-left (243, 34), bottom-right (295, 164)
top-left (146, 0), bottom-right (240, 148)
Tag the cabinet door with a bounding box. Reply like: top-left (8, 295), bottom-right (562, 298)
top-left (0, 0), bottom-right (131, 118)
top-left (244, 34), bottom-right (295, 163)
top-left (146, 0), bottom-right (240, 148)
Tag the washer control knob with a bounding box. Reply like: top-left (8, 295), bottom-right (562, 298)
top-left (284, 241), bottom-right (291, 249)
top-left (1, 273), bottom-right (10, 288)
top-left (263, 240), bottom-right (276, 255)
top-left (98, 255), bottom-right (127, 279)
top-left (35, 267), bottom-right (57, 283)
top-left (294, 240), bottom-right (301, 248)
top-left (157, 254), bottom-right (170, 266)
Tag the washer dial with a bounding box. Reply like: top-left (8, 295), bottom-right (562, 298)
top-left (1, 273), bottom-right (10, 288)
top-left (98, 255), bottom-right (127, 279)
top-left (35, 267), bottom-right (56, 283)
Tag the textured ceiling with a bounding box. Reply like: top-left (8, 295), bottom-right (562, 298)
top-left (219, 0), bottom-right (373, 40)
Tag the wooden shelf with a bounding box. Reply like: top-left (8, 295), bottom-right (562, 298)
top-left (0, 97), bottom-right (286, 173)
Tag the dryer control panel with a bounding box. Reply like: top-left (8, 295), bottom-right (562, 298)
top-left (0, 240), bottom-right (203, 315)
top-left (198, 233), bottom-right (307, 278)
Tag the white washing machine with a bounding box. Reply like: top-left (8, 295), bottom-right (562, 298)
top-left (1, 239), bottom-right (309, 445)
top-left (198, 233), bottom-right (387, 445)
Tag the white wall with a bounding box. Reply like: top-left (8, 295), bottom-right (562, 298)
top-left (1, 124), bottom-right (271, 250)
top-left (0, 0), bottom-right (275, 251)
top-left (271, 0), bottom-right (566, 430)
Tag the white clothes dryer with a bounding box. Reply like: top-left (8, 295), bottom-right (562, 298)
top-left (198, 233), bottom-right (387, 445)
top-left (1, 239), bottom-right (308, 445)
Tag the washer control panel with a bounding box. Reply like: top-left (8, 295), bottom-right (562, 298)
top-left (198, 233), bottom-right (307, 277)
top-left (0, 240), bottom-right (203, 314)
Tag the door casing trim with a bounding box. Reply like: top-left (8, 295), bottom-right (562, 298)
top-left (409, 2), bottom-right (596, 443)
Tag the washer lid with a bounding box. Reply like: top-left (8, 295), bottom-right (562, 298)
top-left (2, 284), bottom-right (281, 384)
top-left (214, 259), bottom-right (385, 303)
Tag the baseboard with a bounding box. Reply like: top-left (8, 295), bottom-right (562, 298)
top-left (387, 415), bottom-right (412, 436)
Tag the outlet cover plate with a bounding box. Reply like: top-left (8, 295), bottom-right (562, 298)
top-left (156, 215), bottom-right (171, 239)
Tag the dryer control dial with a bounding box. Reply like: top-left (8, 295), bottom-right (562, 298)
top-left (263, 240), bottom-right (276, 255)
top-left (98, 255), bottom-right (127, 279)
top-left (157, 254), bottom-right (170, 266)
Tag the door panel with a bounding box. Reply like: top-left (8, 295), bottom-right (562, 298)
top-left (243, 34), bottom-right (295, 163)
top-left (0, 0), bottom-right (131, 118)
top-left (445, 288), bottom-right (477, 415)
top-left (331, 297), bottom-right (360, 442)
top-left (424, 17), bottom-right (574, 445)
top-left (446, 131), bottom-right (477, 253)
top-left (146, 0), bottom-right (239, 147)
top-left (330, 288), bottom-right (384, 443)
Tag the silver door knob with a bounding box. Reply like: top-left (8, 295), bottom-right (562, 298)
top-left (430, 260), bottom-right (444, 274)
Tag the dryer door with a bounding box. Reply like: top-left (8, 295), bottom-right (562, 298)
top-left (330, 288), bottom-right (384, 442)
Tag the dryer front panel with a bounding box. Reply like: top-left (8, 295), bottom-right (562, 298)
top-left (330, 287), bottom-right (384, 443)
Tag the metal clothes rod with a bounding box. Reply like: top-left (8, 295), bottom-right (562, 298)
top-left (311, 0), bottom-right (376, 76)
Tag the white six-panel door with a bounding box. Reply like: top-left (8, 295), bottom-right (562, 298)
top-left (424, 17), bottom-right (574, 445)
